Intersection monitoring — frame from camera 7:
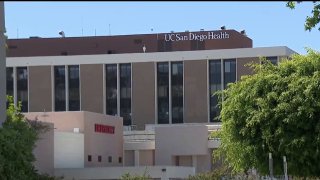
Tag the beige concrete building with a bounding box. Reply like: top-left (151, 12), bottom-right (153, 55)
top-left (26, 111), bottom-right (220, 179)
top-left (6, 29), bottom-right (296, 129)
top-left (5, 29), bottom-right (297, 179)
top-left (25, 111), bottom-right (123, 172)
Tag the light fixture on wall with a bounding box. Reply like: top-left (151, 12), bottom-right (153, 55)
top-left (59, 31), bottom-right (65, 38)
top-left (240, 30), bottom-right (246, 36)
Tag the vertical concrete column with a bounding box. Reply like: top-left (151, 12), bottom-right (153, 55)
top-left (134, 150), bottom-right (140, 166)
top-left (192, 155), bottom-right (197, 172)
top-left (0, 2), bottom-right (6, 126)
top-left (161, 168), bottom-right (168, 180)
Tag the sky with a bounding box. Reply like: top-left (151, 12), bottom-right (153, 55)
top-left (4, 1), bottom-right (320, 55)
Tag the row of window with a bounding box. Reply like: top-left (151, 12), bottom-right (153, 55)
top-left (157, 40), bottom-right (205, 52)
top-left (87, 155), bottom-right (122, 163)
top-left (209, 59), bottom-right (236, 122)
top-left (6, 67), bottom-right (28, 112)
top-left (6, 57), bottom-right (278, 123)
top-left (6, 64), bottom-right (132, 126)
top-left (157, 62), bottom-right (183, 124)
top-left (105, 64), bottom-right (132, 126)
top-left (54, 65), bottom-right (80, 112)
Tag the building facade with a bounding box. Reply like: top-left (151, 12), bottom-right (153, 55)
top-left (0, 2), bottom-right (6, 125)
top-left (26, 111), bottom-right (219, 179)
top-left (6, 29), bottom-right (296, 130)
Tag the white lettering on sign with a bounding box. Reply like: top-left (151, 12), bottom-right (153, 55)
top-left (164, 32), bottom-right (230, 42)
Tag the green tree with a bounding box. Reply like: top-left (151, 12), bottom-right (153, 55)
top-left (286, 1), bottom-right (320, 31)
top-left (215, 49), bottom-right (320, 177)
top-left (0, 96), bottom-right (61, 180)
top-left (120, 171), bottom-right (151, 180)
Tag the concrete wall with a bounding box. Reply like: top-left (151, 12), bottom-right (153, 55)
top-left (132, 62), bottom-right (155, 130)
top-left (33, 122), bottom-right (54, 175)
top-left (24, 111), bottom-right (124, 168)
top-left (237, 57), bottom-right (260, 81)
top-left (124, 150), bottom-right (134, 166)
top-left (196, 151), bottom-right (213, 173)
top-left (139, 150), bottom-right (154, 166)
top-left (29, 66), bottom-right (52, 112)
top-left (178, 155), bottom-right (192, 166)
top-left (54, 132), bottom-right (84, 168)
top-left (155, 125), bottom-right (208, 167)
top-left (84, 111), bottom-right (123, 167)
top-left (55, 166), bottom-right (195, 180)
top-left (184, 60), bottom-right (208, 123)
top-left (80, 64), bottom-right (104, 114)
top-left (0, 2), bottom-right (5, 125)
top-left (7, 29), bottom-right (252, 57)
top-left (24, 111), bottom-right (85, 133)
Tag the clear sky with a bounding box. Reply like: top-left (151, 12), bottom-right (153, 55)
top-left (4, 1), bottom-right (320, 55)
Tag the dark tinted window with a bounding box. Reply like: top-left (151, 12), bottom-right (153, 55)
top-left (223, 59), bottom-right (236, 89)
top-left (157, 62), bottom-right (169, 124)
top-left (157, 40), bottom-right (172, 52)
top-left (191, 40), bottom-right (205, 50)
top-left (16, 67), bottom-right (28, 112)
top-left (6, 67), bottom-right (13, 108)
top-left (68, 65), bottom-right (80, 111)
top-left (106, 64), bottom-right (118, 116)
top-left (266, 56), bottom-right (278, 65)
top-left (120, 63), bottom-right (131, 126)
top-left (171, 62), bottom-right (183, 124)
top-left (209, 60), bottom-right (221, 122)
top-left (54, 66), bottom-right (66, 111)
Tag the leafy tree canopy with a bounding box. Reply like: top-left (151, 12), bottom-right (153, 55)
top-left (287, 1), bottom-right (320, 31)
top-left (215, 49), bottom-right (320, 177)
top-left (0, 96), bottom-right (60, 180)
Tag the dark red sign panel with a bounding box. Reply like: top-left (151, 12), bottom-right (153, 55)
top-left (94, 124), bottom-right (115, 134)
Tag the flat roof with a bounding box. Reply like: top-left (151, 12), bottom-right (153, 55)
top-left (7, 29), bottom-right (253, 57)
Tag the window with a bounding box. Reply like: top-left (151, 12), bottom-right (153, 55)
top-left (223, 59), bottom-right (236, 89)
top-left (119, 157), bottom-right (122, 163)
top-left (54, 66), bottom-right (66, 111)
top-left (171, 62), bottom-right (183, 124)
top-left (266, 56), bottom-right (278, 65)
top-left (61, 51), bottom-right (68, 55)
top-left (108, 156), bottom-right (112, 163)
top-left (98, 156), bottom-right (102, 162)
top-left (209, 60), bottom-right (221, 122)
top-left (105, 64), bottom-right (118, 116)
top-left (68, 65), bottom-right (80, 111)
top-left (157, 62), bottom-right (184, 124)
top-left (105, 64), bottom-right (132, 126)
top-left (209, 59), bottom-right (237, 122)
top-left (157, 62), bottom-right (169, 124)
top-left (54, 65), bottom-right (80, 111)
top-left (157, 40), bottom-right (172, 52)
top-left (8, 45), bottom-right (18, 49)
top-left (191, 40), bottom-right (205, 50)
top-left (134, 39), bottom-right (142, 44)
top-left (6, 67), bottom-right (13, 108)
top-left (88, 155), bottom-right (92, 162)
top-left (120, 64), bottom-right (131, 126)
top-left (16, 67), bottom-right (28, 112)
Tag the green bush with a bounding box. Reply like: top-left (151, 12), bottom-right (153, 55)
top-left (0, 96), bottom-right (61, 180)
top-left (216, 49), bottom-right (320, 176)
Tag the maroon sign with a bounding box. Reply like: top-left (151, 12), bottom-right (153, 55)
top-left (94, 124), bottom-right (115, 134)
